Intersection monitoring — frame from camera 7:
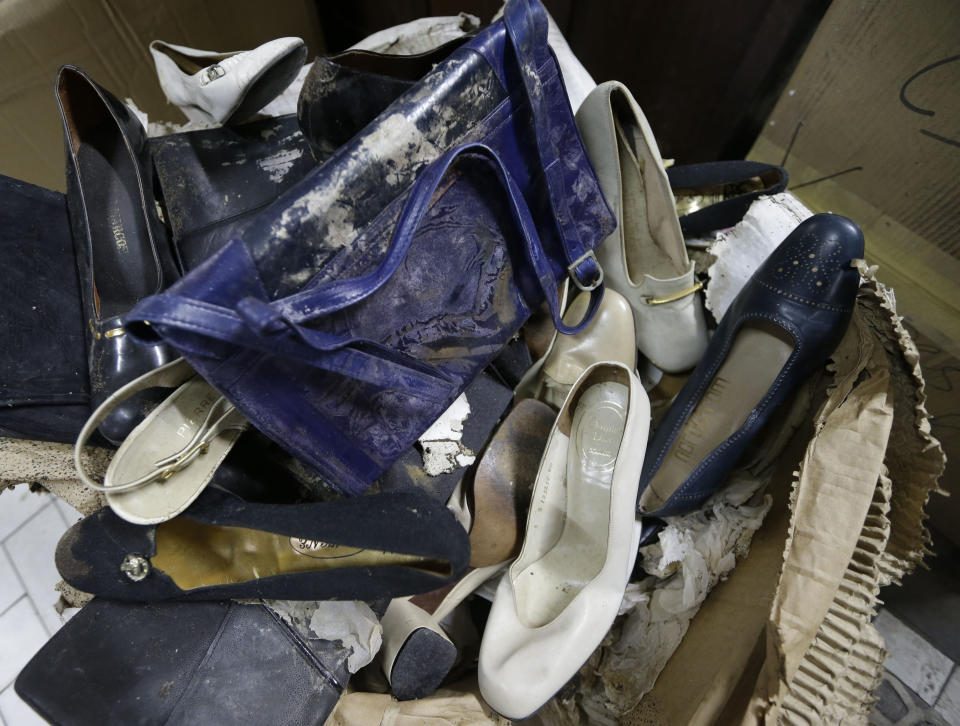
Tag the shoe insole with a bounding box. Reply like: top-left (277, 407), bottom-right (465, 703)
top-left (513, 381), bottom-right (629, 628)
top-left (614, 109), bottom-right (686, 283)
top-left (152, 517), bottom-right (452, 591)
top-left (640, 321), bottom-right (794, 512)
top-left (76, 136), bottom-right (156, 320)
top-left (106, 377), bottom-right (245, 524)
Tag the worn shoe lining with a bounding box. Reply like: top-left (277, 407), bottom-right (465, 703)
top-left (613, 92), bottom-right (687, 283)
top-left (62, 72), bottom-right (156, 321)
top-left (152, 518), bottom-right (453, 591)
top-left (639, 321), bottom-right (794, 512)
top-left (512, 378), bottom-right (629, 628)
top-left (105, 377), bottom-right (245, 524)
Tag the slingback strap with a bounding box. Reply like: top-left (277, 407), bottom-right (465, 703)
top-left (129, 142), bottom-right (604, 398)
top-left (74, 359), bottom-right (247, 494)
top-left (502, 0), bottom-right (603, 292)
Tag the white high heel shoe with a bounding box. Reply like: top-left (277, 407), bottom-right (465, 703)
top-left (478, 361), bottom-right (650, 720)
top-left (575, 81), bottom-right (708, 373)
top-left (149, 37), bottom-right (306, 125)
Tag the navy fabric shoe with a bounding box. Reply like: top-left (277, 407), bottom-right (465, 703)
top-left (0, 174), bottom-right (91, 444)
top-left (56, 486), bottom-right (469, 602)
top-left (637, 213), bottom-right (864, 517)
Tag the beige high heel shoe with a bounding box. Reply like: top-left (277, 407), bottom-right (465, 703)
top-left (378, 398), bottom-right (555, 700)
top-left (516, 280), bottom-right (636, 409)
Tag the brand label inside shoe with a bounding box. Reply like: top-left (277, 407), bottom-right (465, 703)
top-left (289, 537), bottom-right (365, 559)
top-left (175, 391), bottom-right (219, 440)
top-left (673, 375), bottom-right (732, 464)
top-left (576, 402), bottom-right (625, 471)
top-left (109, 199), bottom-right (129, 254)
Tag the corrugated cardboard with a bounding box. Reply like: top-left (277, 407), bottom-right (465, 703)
top-left (748, 0), bottom-right (959, 544)
top-left (631, 263), bottom-right (945, 726)
top-left (748, 0), bottom-right (960, 361)
top-left (0, 0), bottom-right (324, 191)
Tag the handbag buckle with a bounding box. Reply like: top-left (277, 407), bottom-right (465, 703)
top-left (568, 250), bottom-right (604, 292)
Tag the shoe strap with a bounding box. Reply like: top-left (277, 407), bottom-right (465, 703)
top-left (75, 358), bottom-right (227, 494)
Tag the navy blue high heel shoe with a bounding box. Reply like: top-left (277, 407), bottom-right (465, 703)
top-left (56, 65), bottom-right (181, 445)
top-left (637, 213), bottom-right (864, 517)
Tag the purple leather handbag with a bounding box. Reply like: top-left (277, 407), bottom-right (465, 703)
top-left (127, 0), bottom-right (615, 496)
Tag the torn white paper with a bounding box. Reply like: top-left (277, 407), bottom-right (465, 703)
top-left (419, 393), bottom-right (476, 475)
top-left (261, 599), bottom-right (382, 673)
top-left (705, 193), bottom-right (813, 320)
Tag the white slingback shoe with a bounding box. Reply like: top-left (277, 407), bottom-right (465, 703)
top-left (149, 37), bottom-right (306, 125)
top-left (75, 358), bottom-right (248, 525)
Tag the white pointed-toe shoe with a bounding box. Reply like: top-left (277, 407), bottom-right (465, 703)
top-left (149, 37), bottom-right (307, 125)
top-left (478, 361), bottom-right (650, 720)
top-left (575, 81), bottom-right (708, 373)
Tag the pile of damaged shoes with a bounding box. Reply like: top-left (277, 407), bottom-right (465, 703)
top-left (1, 2), bottom-right (866, 724)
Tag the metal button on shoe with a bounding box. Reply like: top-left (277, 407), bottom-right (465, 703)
top-left (120, 553), bottom-right (151, 582)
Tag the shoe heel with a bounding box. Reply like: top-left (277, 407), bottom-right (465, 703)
top-left (379, 597), bottom-right (456, 701)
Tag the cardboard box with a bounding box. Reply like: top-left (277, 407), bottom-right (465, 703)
top-left (748, 0), bottom-right (960, 544)
top-left (0, 0), bottom-right (324, 191)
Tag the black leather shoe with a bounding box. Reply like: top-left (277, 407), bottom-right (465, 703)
top-left (149, 114), bottom-right (318, 271)
top-left (56, 65), bottom-right (180, 445)
top-left (16, 598), bottom-right (350, 725)
top-left (56, 486), bottom-right (469, 602)
top-left (298, 37), bottom-right (469, 161)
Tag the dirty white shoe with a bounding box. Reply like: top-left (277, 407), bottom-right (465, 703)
top-left (478, 361), bottom-right (650, 720)
top-left (515, 282), bottom-right (636, 409)
top-left (149, 37), bottom-right (307, 125)
top-left (576, 81), bottom-right (709, 373)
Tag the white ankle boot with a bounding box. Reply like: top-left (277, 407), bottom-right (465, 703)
top-left (149, 37), bottom-right (306, 125)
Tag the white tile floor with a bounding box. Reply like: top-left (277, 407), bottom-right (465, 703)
top-left (0, 486), bottom-right (75, 726)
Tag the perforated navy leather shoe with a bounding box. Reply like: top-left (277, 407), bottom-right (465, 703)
top-left (637, 213), bottom-right (864, 517)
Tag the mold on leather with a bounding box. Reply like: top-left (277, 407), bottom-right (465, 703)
top-left (149, 115), bottom-right (316, 271)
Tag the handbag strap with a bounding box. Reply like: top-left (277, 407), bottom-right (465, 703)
top-left (502, 0), bottom-right (604, 295)
top-left (666, 160), bottom-right (788, 236)
top-left (130, 142), bottom-right (603, 401)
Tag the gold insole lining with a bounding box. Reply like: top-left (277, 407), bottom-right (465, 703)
top-left (153, 518), bottom-right (452, 591)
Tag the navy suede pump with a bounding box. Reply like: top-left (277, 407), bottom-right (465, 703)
top-left (55, 486), bottom-right (469, 602)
